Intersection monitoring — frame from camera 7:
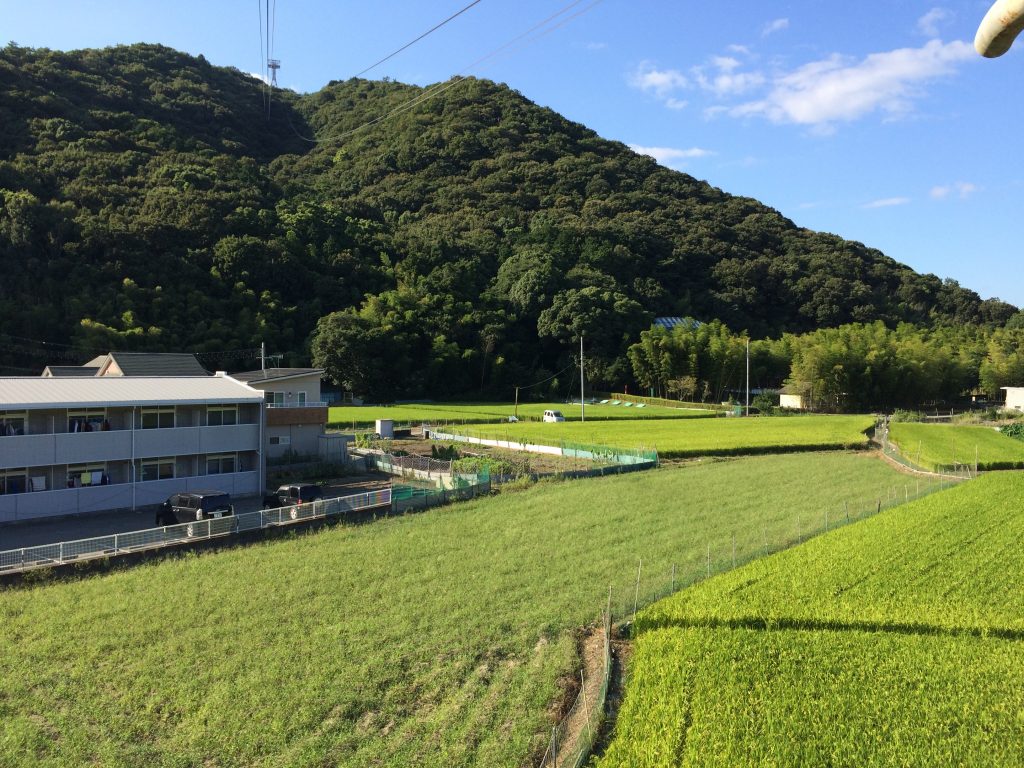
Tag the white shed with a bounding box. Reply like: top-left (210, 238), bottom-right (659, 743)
top-left (1002, 387), bottom-right (1024, 412)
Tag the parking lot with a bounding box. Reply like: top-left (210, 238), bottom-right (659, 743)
top-left (0, 476), bottom-right (392, 551)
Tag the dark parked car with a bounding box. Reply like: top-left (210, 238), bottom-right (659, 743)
top-left (157, 491), bottom-right (234, 535)
top-left (263, 483), bottom-right (324, 509)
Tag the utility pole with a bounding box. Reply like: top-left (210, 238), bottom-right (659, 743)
top-left (580, 334), bottom-right (585, 422)
top-left (514, 386), bottom-right (519, 420)
top-left (745, 337), bottom-right (750, 416)
top-left (261, 341), bottom-right (266, 373)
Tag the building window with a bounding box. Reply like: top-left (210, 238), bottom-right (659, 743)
top-left (207, 406), bottom-right (238, 426)
top-left (139, 458), bottom-right (175, 482)
top-left (68, 463), bottom-right (108, 488)
top-left (0, 469), bottom-right (27, 495)
top-left (269, 435), bottom-right (291, 446)
top-left (68, 408), bottom-right (106, 433)
top-left (206, 453), bottom-right (237, 475)
top-left (141, 407), bottom-right (175, 429)
top-left (297, 392), bottom-right (307, 406)
top-left (265, 391), bottom-right (285, 406)
top-left (0, 411), bottom-right (26, 437)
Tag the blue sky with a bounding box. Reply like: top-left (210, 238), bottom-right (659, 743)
top-left (7, 1), bottom-right (1024, 306)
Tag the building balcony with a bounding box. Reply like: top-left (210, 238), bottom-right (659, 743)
top-left (0, 470), bottom-right (260, 522)
top-left (0, 424), bottom-right (261, 470)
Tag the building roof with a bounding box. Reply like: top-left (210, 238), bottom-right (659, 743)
top-left (0, 375), bottom-right (264, 410)
top-left (653, 317), bottom-right (703, 330)
top-left (42, 366), bottom-right (101, 377)
top-left (230, 367), bottom-right (324, 384)
top-left (96, 352), bottom-right (211, 377)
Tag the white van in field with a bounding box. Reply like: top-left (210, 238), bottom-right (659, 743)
top-left (542, 409), bottom-right (565, 422)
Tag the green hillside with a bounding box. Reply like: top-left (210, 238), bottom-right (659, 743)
top-left (0, 43), bottom-right (1013, 394)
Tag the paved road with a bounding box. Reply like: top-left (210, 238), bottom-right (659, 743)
top-left (0, 476), bottom-right (392, 551)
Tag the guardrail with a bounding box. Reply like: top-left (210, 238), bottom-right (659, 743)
top-left (0, 488), bottom-right (392, 575)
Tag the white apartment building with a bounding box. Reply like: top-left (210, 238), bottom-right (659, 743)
top-left (0, 374), bottom-right (265, 521)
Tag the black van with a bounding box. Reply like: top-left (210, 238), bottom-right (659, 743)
top-left (157, 491), bottom-right (234, 527)
top-left (263, 484), bottom-right (323, 509)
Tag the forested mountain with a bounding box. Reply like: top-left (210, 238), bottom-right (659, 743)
top-left (0, 43), bottom-right (1014, 396)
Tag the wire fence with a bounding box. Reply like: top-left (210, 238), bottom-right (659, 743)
top-left (427, 427), bottom-right (659, 470)
top-left (538, 609), bottom-right (612, 768)
top-left (0, 489), bottom-right (392, 575)
top-left (533, 472), bottom-right (961, 767)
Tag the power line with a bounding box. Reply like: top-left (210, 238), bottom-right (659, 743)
top-left (518, 361), bottom-right (578, 391)
top-left (354, 0), bottom-right (485, 78)
top-left (287, 0), bottom-right (601, 146)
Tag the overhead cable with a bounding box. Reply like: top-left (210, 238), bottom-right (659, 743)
top-left (354, 0), bottom-right (485, 78)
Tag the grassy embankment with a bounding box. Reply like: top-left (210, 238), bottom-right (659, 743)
top-left (888, 421), bottom-right (1024, 471)
top-left (600, 472), bottom-right (1024, 767)
top-left (442, 414), bottom-right (876, 458)
top-left (0, 453), bottom-right (921, 767)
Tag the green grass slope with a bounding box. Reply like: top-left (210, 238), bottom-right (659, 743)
top-left (599, 472), bottom-right (1024, 768)
top-left (0, 453), bottom-right (913, 767)
top-left (888, 421), bottom-right (1024, 471)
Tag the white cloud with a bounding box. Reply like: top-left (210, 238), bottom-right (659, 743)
top-left (630, 62), bottom-right (688, 98)
top-left (629, 145), bottom-right (715, 165)
top-left (762, 18), bottom-right (789, 37)
top-left (692, 55), bottom-right (766, 97)
top-left (729, 39), bottom-right (974, 129)
top-left (585, 41), bottom-right (608, 51)
top-left (665, 97), bottom-right (689, 110)
top-left (931, 181), bottom-right (978, 199)
top-left (863, 197), bottom-right (911, 209)
top-left (917, 8), bottom-right (952, 37)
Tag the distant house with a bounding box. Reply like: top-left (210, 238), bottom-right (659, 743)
top-left (1002, 387), bottom-right (1024, 411)
top-left (653, 317), bottom-right (703, 331)
top-left (228, 368), bottom-right (333, 461)
top-left (41, 351), bottom-right (211, 378)
top-left (779, 385), bottom-right (807, 410)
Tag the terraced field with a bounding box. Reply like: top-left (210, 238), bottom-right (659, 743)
top-left (888, 421), bottom-right (1024, 471)
top-left (599, 472), bottom-right (1024, 768)
top-left (327, 400), bottom-right (714, 428)
top-left (0, 453), bottom-right (917, 767)
top-left (446, 414), bottom-right (876, 458)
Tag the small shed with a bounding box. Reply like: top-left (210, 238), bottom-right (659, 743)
top-left (779, 385), bottom-right (807, 410)
top-left (1002, 387), bottom-right (1024, 411)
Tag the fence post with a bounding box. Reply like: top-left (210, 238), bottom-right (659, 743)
top-left (632, 559), bottom-right (642, 621)
top-left (671, 563), bottom-right (676, 593)
top-left (59, 542), bottom-right (64, 564)
top-left (845, 501), bottom-right (850, 523)
top-left (581, 669), bottom-right (593, 744)
top-left (114, 533), bottom-right (120, 554)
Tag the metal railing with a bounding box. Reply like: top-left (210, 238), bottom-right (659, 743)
top-left (0, 488), bottom-right (392, 574)
top-left (266, 401), bottom-right (328, 408)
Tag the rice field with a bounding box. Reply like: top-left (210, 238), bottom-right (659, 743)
top-left (327, 400), bottom-right (715, 428)
top-left (599, 472), bottom-right (1024, 767)
top-left (444, 414), bottom-right (876, 458)
top-left (888, 421), bottom-right (1024, 471)
top-left (0, 453), bottom-right (915, 767)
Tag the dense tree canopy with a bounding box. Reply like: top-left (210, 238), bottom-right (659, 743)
top-left (0, 43), bottom-right (1014, 395)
